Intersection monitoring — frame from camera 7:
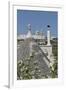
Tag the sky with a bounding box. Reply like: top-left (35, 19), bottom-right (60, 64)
top-left (17, 10), bottom-right (58, 37)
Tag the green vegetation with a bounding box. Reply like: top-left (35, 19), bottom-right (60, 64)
top-left (50, 60), bottom-right (58, 78)
top-left (50, 38), bottom-right (58, 78)
top-left (17, 55), bottom-right (43, 80)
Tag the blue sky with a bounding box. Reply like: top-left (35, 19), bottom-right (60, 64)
top-left (17, 10), bottom-right (58, 37)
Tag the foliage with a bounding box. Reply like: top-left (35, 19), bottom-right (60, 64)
top-left (50, 60), bottom-right (58, 78)
top-left (17, 54), bottom-right (44, 80)
top-left (50, 38), bottom-right (58, 78)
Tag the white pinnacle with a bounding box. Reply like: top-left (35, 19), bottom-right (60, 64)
top-left (47, 30), bottom-right (51, 45)
top-left (26, 24), bottom-right (32, 38)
